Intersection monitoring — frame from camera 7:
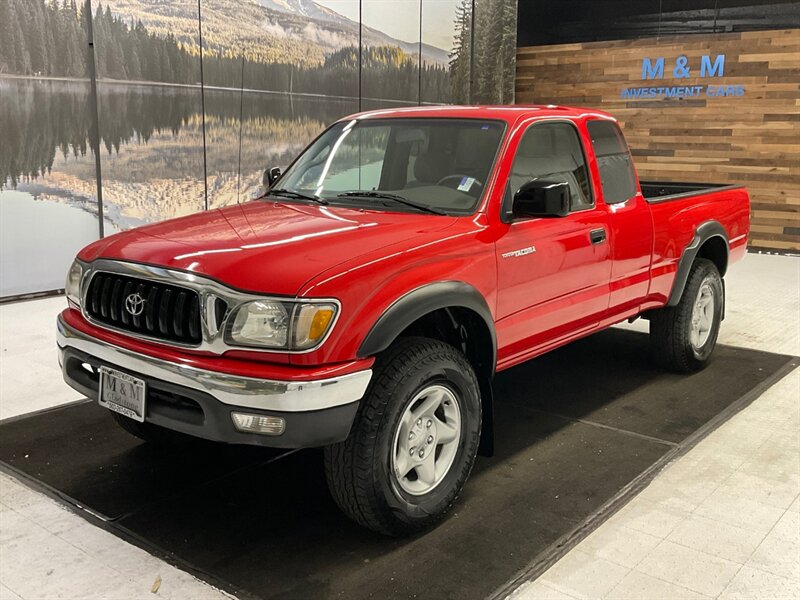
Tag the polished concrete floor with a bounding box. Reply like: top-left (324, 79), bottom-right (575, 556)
top-left (511, 369), bottom-right (800, 600)
top-left (0, 252), bottom-right (798, 599)
top-left (511, 252), bottom-right (800, 600)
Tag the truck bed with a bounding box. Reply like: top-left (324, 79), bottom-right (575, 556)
top-left (641, 181), bottom-right (744, 204)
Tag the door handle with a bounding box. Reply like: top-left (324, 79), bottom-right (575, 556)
top-left (590, 228), bottom-right (606, 245)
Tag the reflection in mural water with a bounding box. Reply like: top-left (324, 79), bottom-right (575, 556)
top-left (202, 88), bottom-right (358, 209)
top-left (0, 78), bottom-right (100, 296)
top-left (3, 79), bottom-right (359, 229)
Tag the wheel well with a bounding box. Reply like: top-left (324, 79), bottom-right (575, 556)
top-left (696, 236), bottom-right (728, 277)
top-left (398, 307), bottom-right (494, 381)
top-left (398, 307), bottom-right (496, 456)
top-left (666, 223), bottom-right (729, 307)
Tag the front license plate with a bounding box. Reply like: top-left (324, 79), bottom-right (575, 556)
top-left (98, 366), bottom-right (146, 422)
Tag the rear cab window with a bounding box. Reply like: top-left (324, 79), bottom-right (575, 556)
top-left (586, 120), bottom-right (638, 204)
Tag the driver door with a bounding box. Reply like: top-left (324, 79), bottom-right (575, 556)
top-left (495, 121), bottom-right (612, 365)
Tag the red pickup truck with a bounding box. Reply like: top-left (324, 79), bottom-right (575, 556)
top-left (58, 105), bottom-right (750, 535)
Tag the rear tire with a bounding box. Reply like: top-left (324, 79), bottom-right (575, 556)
top-left (324, 337), bottom-right (482, 536)
top-left (650, 258), bottom-right (723, 372)
top-left (110, 411), bottom-right (188, 444)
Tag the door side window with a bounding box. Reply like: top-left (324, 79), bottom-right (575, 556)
top-left (508, 122), bottom-right (593, 212)
top-left (586, 120), bottom-right (637, 204)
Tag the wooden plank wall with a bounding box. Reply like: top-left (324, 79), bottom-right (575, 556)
top-left (516, 29), bottom-right (800, 252)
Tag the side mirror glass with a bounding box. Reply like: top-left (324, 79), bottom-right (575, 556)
top-left (512, 179), bottom-right (570, 218)
top-left (263, 166), bottom-right (281, 187)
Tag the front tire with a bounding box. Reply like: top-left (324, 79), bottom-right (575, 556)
top-left (324, 337), bottom-right (482, 536)
top-left (650, 258), bottom-right (723, 372)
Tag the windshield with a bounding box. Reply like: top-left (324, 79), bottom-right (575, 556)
top-left (276, 118), bottom-right (506, 215)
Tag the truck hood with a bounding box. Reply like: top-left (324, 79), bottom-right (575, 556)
top-left (79, 201), bottom-right (458, 296)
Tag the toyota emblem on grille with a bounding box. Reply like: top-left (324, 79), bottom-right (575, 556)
top-left (125, 292), bottom-right (146, 316)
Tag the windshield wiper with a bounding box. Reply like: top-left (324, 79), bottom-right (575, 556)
top-left (336, 191), bottom-right (446, 215)
top-left (267, 188), bottom-right (329, 205)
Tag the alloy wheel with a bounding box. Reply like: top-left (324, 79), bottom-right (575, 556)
top-left (391, 384), bottom-right (462, 496)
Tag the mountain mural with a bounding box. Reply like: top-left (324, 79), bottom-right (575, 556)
top-left (101, 0), bottom-right (450, 67)
top-left (0, 0), bottom-right (452, 101)
top-left (257, 0), bottom-right (452, 63)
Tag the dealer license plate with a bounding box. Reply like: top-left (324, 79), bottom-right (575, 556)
top-left (98, 366), bottom-right (146, 422)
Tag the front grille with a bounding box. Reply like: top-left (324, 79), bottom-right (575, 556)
top-left (85, 272), bottom-right (202, 345)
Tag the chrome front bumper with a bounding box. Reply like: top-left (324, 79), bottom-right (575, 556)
top-left (56, 314), bottom-right (372, 413)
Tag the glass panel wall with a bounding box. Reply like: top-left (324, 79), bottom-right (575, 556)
top-left (421, 0), bottom-right (464, 103)
top-left (1, 0), bottom-right (518, 298)
top-left (472, 0), bottom-right (518, 104)
top-left (200, 0), bottom-right (249, 210)
top-left (0, 0), bottom-right (101, 297)
top-left (95, 0), bottom-right (205, 229)
top-left (200, 0), bottom-right (360, 208)
top-left (361, 0), bottom-right (422, 108)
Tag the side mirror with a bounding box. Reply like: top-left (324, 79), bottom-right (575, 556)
top-left (263, 167), bottom-right (281, 187)
top-left (512, 179), bottom-right (570, 218)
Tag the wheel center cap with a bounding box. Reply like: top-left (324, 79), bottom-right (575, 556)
top-left (408, 418), bottom-right (437, 461)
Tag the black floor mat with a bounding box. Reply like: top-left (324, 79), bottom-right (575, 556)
top-left (0, 329), bottom-right (795, 600)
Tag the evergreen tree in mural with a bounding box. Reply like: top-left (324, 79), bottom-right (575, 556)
top-left (449, 0), bottom-right (517, 104)
top-left (450, 0), bottom-right (473, 104)
top-left (91, 3), bottom-right (197, 83)
top-left (475, 0), bottom-right (517, 103)
top-left (0, 0), bottom-right (87, 76)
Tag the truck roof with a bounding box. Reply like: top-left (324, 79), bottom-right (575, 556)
top-left (345, 104), bottom-right (617, 125)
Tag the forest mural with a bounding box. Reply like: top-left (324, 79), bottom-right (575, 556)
top-left (0, 0), bottom-right (518, 297)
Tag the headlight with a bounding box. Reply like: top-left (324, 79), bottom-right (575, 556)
top-left (226, 300), bottom-right (338, 351)
top-left (65, 260), bottom-right (84, 308)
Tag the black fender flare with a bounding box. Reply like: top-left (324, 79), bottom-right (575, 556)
top-left (667, 220), bottom-right (729, 307)
top-left (357, 281), bottom-right (497, 367)
top-left (357, 281), bottom-right (497, 456)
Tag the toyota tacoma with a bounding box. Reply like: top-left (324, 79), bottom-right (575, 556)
top-left (58, 105), bottom-right (750, 535)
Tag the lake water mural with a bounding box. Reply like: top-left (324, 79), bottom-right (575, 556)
top-left (0, 190), bottom-right (118, 297)
top-left (0, 77), bottom-right (99, 297)
top-left (0, 77), bottom-right (358, 296)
